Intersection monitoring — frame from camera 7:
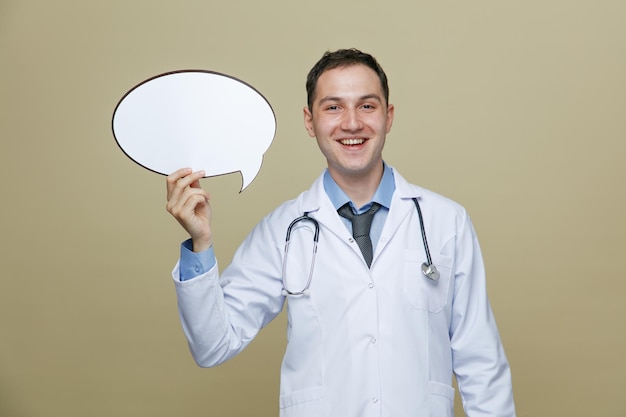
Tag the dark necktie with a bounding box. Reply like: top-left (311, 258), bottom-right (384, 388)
top-left (338, 202), bottom-right (381, 268)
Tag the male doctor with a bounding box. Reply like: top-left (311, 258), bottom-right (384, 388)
top-left (166, 49), bottom-right (516, 416)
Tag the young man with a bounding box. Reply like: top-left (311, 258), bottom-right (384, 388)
top-left (166, 49), bottom-right (516, 416)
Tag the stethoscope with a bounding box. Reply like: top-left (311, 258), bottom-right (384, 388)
top-left (281, 198), bottom-right (440, 296)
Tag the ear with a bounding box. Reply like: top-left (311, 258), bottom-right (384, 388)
top-left (385, 103), bottom-right (395, 134)
top-left (303, 107), bottom-right (316, 137)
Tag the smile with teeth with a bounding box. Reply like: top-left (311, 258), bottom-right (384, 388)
top-left (339, 138), bottom-right (365, 146)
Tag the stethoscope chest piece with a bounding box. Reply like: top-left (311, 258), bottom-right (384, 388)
top-left (421, 262), bottom-right (440, 281)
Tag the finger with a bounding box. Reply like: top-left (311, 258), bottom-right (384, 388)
top-left (166, 168), bottom-right (191, 198)
top-left (170, 191), bottom-right (212, 237)
top-left (166, 167), bottom-right (191, 187)
top-left (167, 186), bottom-right (210, 217)
top-left (181, 190), bottom-right (211, 217)
top-left (190, 178), bottom-right (202, 189)
top-left (166, 169), bottom-right (204, 201)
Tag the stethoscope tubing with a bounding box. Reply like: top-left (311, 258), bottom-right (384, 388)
top-left (412, 198), bottom-right (432, 265)
top-left (412, 198), bottom-right (440, 281)
top-left (282, 214), bottom-right (319, 296)
top-left (282, 199), bottom-right (440, 296)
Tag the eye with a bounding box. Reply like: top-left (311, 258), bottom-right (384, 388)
top-left (361, 103), bottom-right (376, 110)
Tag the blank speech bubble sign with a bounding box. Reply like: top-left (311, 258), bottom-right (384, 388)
top-left (112, 70), bottom-right (276, 191)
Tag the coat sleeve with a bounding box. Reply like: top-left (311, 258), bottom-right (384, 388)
top-left (171, 218), bottom-right (286, 367)
top-left (449, 212), bottom-right (516, 416)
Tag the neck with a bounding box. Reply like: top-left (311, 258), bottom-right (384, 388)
top-left (329, 162), bottom-right (384, 208)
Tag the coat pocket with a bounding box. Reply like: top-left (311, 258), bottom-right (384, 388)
top-left (279, 386), bottom-right (325, 416)
top-left (402, 250), bottom-right (453, 313)
top-left (428, 381), bottom-right (455, 417)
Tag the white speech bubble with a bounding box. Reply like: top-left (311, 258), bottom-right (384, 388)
top-left (112, 70), bottom-right (276, 191)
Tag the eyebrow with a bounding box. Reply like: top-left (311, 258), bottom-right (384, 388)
top-left (317, 93), bottom-right (384, 105)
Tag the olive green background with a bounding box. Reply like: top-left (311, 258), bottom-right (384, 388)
top-left (1, 1), bottom-right (624, 416)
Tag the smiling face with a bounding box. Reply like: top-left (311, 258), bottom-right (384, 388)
top-left (304, 64), bottom-right (394, 186)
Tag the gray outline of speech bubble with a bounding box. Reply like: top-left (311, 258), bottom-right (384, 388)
top-left (111, 69), bottom-right (276, 192)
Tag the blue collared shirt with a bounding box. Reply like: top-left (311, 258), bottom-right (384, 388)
top-left (179, 164), bottom-right (395, 281)
top-left (323, 163), bottom-right (395, 254)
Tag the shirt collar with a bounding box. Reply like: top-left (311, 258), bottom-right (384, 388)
top-left (323, 163), bottom-right (395, 214)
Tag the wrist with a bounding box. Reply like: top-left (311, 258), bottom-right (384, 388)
top-left (191, 236), bottom-right (212, 253)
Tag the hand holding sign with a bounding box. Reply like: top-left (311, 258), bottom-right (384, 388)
top-left (112, 70), bottom-right (276, 192)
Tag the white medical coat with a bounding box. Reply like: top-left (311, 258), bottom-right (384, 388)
top-left (172, 168), bottom-right (515, 417)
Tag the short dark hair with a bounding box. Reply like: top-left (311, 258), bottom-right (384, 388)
top-left (306, 48), bottom-right (389, 110)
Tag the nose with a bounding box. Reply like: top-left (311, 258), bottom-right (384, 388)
top-left (341, 108), bottom-right (363, 131)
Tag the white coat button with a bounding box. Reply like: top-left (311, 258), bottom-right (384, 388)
top-left (372, 397), bottom-right (379, 404)
top-left (368, 282), bottom-right (374, 289)
top-left (348, 237), bottom-right (354, 243)
top-left (370, 338), bottom-right (377, 344)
